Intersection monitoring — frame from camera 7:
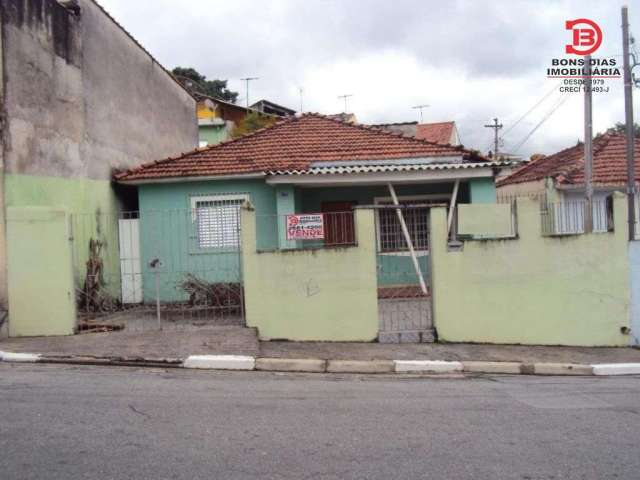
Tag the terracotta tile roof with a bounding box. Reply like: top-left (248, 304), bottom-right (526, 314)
top-left (415, 122), bottom-right (456, 145)
top-left (115, 113), bottom-right (484, 182)
top-left (497, 133), bottom-right (640, 187)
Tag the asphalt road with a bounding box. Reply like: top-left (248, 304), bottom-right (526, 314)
top-left (1, 364), bottom-right (639, 480)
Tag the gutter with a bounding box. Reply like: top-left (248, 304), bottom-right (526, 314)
top-left (116, 172), bottom-right (266, 185)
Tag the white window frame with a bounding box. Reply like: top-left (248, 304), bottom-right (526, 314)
top-left (190, 193), bottom-right (249, 249)
top-left (374, 194), bottom-right (449, 256)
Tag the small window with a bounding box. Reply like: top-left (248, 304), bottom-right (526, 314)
top-left (191, 195), bottom-right (248, 249)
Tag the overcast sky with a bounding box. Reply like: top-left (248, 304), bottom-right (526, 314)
top-left (100, 0), bottom-right (640, 158)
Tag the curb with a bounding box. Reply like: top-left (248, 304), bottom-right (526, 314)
top-left (1, 351), bottom-right (640, 376)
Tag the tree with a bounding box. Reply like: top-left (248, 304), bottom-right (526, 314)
top-left (231, 111), bottom-right (278, 138)
top-left (172, 67), bottom-right (238, 103)
top-left (604, 122), bottom-right (640, 137)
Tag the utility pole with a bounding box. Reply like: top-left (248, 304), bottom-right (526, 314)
top-left (337, 94), bottom-right (353, 113)
top-left (584, 54), bottom-right (594, 233)
top-left (484, 118), bottom-right (503, 159)
top-left (240, 77), bottom-right (259, 109)
top-left (412, 104), bottom-right (430, 123)
top-left (622, 5), bottom-right (636, 240)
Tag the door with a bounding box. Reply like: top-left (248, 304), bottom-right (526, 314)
top-left (321, 201), bottom-right (356, 246)
top-left (118, 218), bottom-right (142, 303)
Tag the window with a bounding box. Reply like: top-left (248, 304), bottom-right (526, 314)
top-left (375, 196), bottom-right (448, 252)
top-left (191, 194), bottom-right (248, 249)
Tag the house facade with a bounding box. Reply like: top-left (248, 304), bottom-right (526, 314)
top-left (115, 114), bottom-right (505, 342)
top-left (497, 133), bottom-right (640, 234)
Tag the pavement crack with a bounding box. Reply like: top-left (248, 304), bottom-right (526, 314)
top-left (128, 404), bottom-right (150, 419)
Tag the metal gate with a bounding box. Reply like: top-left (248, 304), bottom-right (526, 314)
top-left (374, 204), bottom-right (434, 343)
top-left (70, 204), bottom-right (245, 334)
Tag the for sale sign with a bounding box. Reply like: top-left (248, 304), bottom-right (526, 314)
top-left (286, 214), bottom-right (325, 240)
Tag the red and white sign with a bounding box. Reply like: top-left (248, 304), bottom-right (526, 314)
top-left (565, 18), bottom-right (602, 55)
top-left (286, 214), bottom-right (324, 240)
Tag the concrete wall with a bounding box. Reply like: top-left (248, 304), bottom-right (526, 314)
top-left (6, 207), bottom-right (76, 336)
top-left (431, 195), bottom-right (630, 346)
top-left (629, 241), bottom-right (640, 346)
top-left (241, 206), bottom-right (379, 341)
top-left (0, 0), bottom-right (197, 314)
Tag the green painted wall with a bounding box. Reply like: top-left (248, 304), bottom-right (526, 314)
top-left (430, 194), bottom-right (630, 346)
top-left (138, 179), bottom-right (279, 302)
top-left (198, 124), bottom-right (229, 146)
top-left (6, 207), bottom-right (76, 336)
top-left (301, 184), bottom-right (459, 286)
top-left (4, 173), bottom-right (122, 297)
top-left (469, 177), bottom-right (496, 203)
top-left (242, 206), bottom-right (378, 341)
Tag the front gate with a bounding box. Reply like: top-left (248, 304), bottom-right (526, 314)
top-left (70, 205), bottom-right (246, 333)
top-left (374, 204), bottom-right (434, 343)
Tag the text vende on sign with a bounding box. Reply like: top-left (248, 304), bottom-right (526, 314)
top-left (286, 214), bottom-right (325, 240)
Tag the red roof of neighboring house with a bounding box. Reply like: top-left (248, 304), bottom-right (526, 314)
top-left (415, 122), bottom-right (456, 145)
top-left (497, 133), bottom-right (640, 188)
top-left (116, 113), bottom-right (483, 182)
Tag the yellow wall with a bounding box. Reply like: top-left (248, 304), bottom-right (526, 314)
top-left (197, 101), bottom-right (219, 120)
top-left (241, 206), bottom-right (379, 341)
top-left (431, 195), bottom-right (630, 346)
top-left (7, 207), bottom-right (77, 336)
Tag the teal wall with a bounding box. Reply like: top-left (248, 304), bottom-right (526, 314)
top-left (469, 177), bottom-right (496, 203)
top-left (137, 179), bottom-right (488, 301)
top-left (138, 179), bottom-right (278, 302)
top-left (300, 183), bottom-right (462, 286)
top-left (199, 125), bottom-right (229, 146)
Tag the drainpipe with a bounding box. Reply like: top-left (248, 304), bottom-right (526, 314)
top-left (387, 183), bottom-right (427, 295)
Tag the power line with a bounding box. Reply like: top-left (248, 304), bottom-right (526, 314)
top-left (484, 118), bottom-right (503, 158)
top-left (511, 95), bottom-right (571, 153)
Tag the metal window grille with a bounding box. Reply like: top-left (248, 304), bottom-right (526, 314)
top-left (195, 200), bottom-right (243, 248)
top-left (378, 203), bottom-right (430, 252)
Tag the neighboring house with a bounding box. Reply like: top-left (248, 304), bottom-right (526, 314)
top-left (196, 94), bottom-right (251, 147)
top-left (416, 121), bottom-right (460, 146)
top-left (0, 0), bottom-right (197, 335)
top-left (250, 99), bottom-right (296, 117)
top-left (115, 113), bottom-right (506, 306)
top-left (327, 113), bottom-right (358, 123)
top-left (372, 121), bottom-right (461, 145)
top-left (497, 133), bottom-right (640, 233)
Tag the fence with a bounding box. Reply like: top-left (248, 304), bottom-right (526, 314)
top-left (540, 199), bottom-right (612, 236)
top-left (70, 205), bottom-right (245, 333)
top-left (255, 211), bottom-right (358, 250)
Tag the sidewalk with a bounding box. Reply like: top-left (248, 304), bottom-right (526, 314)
top-left (1, 328), bottom-right (639, 365)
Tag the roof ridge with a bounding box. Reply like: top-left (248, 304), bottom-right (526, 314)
top-left (308, 113), bottom-right (477, 158)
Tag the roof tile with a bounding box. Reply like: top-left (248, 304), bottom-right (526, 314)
top-left (116, 113), bottom-right (482, 181)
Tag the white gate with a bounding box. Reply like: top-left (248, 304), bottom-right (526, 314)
top-left (118, 218), bottom-right (142, 304)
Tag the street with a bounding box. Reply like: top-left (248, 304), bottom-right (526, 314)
top-left (1, 364), bottom-right (639, 479)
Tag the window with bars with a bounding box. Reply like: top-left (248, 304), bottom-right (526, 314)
top-left (191, 195), bottom-right (248, 249)
top-left (376, 198), bottom-right (445, 252)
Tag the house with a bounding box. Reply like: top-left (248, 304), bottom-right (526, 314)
top-left (196, 94), bottom-right (252, 146)
top-left (497, 133), bottom-right (640, 233)
top-left (371, 121), bottom-right (461, 145)
top-left (250, 99), bottom-right (296, 117)
top-left (0, 0), bottom-right (197, 336)
top-left (115, 113), bottom-right (506, 337)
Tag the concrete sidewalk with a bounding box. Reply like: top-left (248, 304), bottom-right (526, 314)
top-left (1, 328), bottom-right (639, 364)
top-left (0, 327), bottom-right (260, 361)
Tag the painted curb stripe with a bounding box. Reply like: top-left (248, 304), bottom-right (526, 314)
top-left (394, 360), bottom-right (463, 373)
top-left (591, 363), bottom-right (640, 376)
top-left (0, 352), bottom-right (41, 363)
top-left (183, 355), bottom-right (256, 370)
